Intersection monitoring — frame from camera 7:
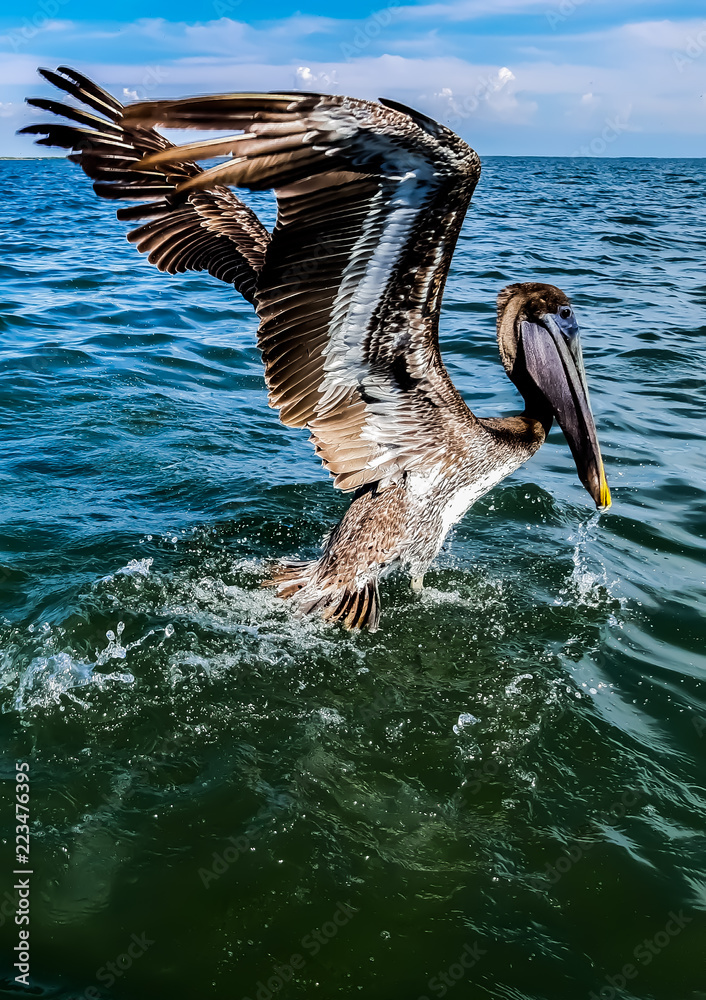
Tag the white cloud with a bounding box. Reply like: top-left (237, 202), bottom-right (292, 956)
top-left (621, 18), bottom-right (706, 50)
top-left (428, 65), bottom-right (529, 124)
top-left (295, 65), bottom-right (339, 90)
top-left (295, 65), bottom-right (316, 85)
top-left (399, 0), bottom-right (558, 21)
top-left (4, 14), bottom-right (706, 156)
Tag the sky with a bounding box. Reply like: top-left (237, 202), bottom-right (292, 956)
top-left (1, 0), bottom-right (705, 156)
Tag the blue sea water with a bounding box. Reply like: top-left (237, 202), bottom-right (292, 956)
top-left (0, 156), bottom-right (705, 1000)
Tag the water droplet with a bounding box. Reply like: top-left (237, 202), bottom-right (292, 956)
top-left (453, 712), bottom-right (479, 735)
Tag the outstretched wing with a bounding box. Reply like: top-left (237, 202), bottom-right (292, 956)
top-left (124, 93), bottom-right (481, 491)
top-left (20, 67), bottom-right (269, 303)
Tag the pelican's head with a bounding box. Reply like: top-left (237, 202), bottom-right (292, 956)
top-left (496, 282), bottom-right (611, 510)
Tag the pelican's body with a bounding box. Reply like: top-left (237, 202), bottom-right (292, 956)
top-left (23, 68), bottom-right (611, 630)
top-left (274, 416), bottom-right (544, 624)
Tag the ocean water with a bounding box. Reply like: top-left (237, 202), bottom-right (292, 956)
top-left (0, 156), bottom-right (705, 1000)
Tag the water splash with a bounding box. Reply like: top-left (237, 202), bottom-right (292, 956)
top-left (555, 511), bottom-right (620, 609)
top-left (8, 620), bottom-right (174, 712)
top-left (13, 649), bottom-right (134, 712)
top-left (100, 556), bottom-right (153, 583)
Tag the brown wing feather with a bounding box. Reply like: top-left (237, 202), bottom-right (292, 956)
top-left (20, 67), bottom-right (269, 303)
top-left (123, 91), bottom-right (481, 489)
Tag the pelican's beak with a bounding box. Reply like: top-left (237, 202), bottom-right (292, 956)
top-left (521, 313), bottom-right (611, 510)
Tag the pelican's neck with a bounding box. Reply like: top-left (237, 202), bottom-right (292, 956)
top-left (477, 413), bottom-right (547, 466)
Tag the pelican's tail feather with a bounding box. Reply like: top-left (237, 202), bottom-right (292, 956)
top-left (262, 560), bottom-right (313, 600)
top-left (263, 560), bottom-right (380, 632)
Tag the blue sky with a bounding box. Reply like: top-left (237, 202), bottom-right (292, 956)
top-left (1, 0), bottom-right (705, 156)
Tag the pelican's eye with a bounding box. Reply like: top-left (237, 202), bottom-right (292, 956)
top-left (553, 305), bottom-right (578, 343)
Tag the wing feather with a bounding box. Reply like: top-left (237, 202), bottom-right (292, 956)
top-left (21, 67), bottom-right (270, 303)
top-left (27, 78), bottom-right (483, 490)
top-left (124, 90), bottom-right (480, 488)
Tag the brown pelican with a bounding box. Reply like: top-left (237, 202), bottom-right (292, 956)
top-left (23, 67), bottom-right (611, 631)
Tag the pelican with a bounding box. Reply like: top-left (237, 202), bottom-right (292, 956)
top-left (23, 67), bottom-right (611, 631)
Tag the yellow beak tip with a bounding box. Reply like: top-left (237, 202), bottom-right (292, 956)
top-left (598, 481), bottom-right (612, 510)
